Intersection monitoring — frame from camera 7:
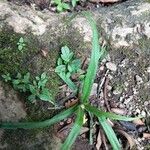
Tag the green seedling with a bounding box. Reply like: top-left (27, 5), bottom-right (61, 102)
top-left (2, 72), bottom-right (54, 104)
top-left (52, 0), bottom-right (70, 12)
top-left (0, 13), bottom-right (141, 150)
top-left (17, 37), bottom-right (26, 52)
top-left (55, 45), bottom-right (83, 92)
top-left (1, 73), bottom-right (11, 82)
top-left (71, 0), bottom-right (79, 7)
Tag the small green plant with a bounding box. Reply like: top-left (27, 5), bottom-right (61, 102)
top-left (1, 73), bottom-right (11, 82)
top-left (2, 72), bottom-right (54, 104)
top-left (52, 0), bottom-right (70, 12)
top-left (0, 13), bottom-right (141, 150)
top-left (55, 45), bottom-right (84, 91)
top-left (17, 37), bottom-right (26, 52)
top-left (71, 0), bottom-right (79, 7)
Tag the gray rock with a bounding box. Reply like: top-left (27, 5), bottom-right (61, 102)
top-left (106, 62), bottom-right (117, 72)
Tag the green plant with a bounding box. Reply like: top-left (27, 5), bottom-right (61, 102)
top-left (0, 13), bottom-right (141, 150)
top-left (17, 37), bottom-right (26, 52)
top-left (2, 72), bottom-right (54, 104)
top-left (1, 73), bottom-right (11, 82)
top-left (71, 0), bottom-right (79, 7)
top-left (55, 45), bottom-right (84, 92)
top-left (52, 0), bottom-right (70, 12)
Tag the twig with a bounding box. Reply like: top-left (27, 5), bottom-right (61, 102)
top-left (104, 77), bottom-right (111, 111)
top-left (89, 112), bottom-right (94, 145)
top-left (97, 70), bottom-right (109, 98)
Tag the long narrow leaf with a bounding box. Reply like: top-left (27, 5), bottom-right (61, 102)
top-left (98, 117), bottom-right (121, 150)
top-left (59, 72), bottom-right (77, 92)
top-left (81, 12), bottom-right (104, 103)
top-left (85, 104), bottom-right (141, 121)
top-left (61, 106), bottom-right (84, 150)
top-left (0, 105), bottom-right (78, 129)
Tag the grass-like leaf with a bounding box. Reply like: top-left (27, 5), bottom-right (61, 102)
top-left (85, 104), bottom-right (141, 121)
top-left (58, 72), bottom-right (77, 92)
top-left (98, 117), bottom-right (121, 150)
top-left (0, 105), bottom-right (78, 129)
top-left (61, 106), bottom-right (84, 150)
top-left (81, 12), bottom-right (104, 103)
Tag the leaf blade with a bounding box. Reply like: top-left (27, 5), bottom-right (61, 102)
top-left (98, 117), bottom-right (121, 150)
top-left (85, 104), bottom-right (141, 121)
top-left (61, 107), bottom-right (84, 150)
top-left (0, 105), bottom-right (78, 129)
top-left (81, 13), bottom-right (105, 103)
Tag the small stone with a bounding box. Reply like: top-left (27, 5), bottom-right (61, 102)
top-left (108, 74), bottom-right (113, 80)
top-left (133, 88), bottom-right (138, 94)
top-left (99, 65), bottom-right (104, 71)
top-left (107, 85), bottom-right (112, 91)
top-left (124, 96), bottom-right (133, 105)
top-left (90, 83), bottom-right (98, 96)
top-left (144, 101), bottom-right (149, 106)
top-left (124, 82), bottom-right (129, 87)
top-left (106, 62), bottom-right (117, 72)
top-left (141, 110), bottom-right (146, 117)
top-left (136, 108), bottom-right (141, 114)
top-left (147, 67), bottom-right (150, 73)
top-left (135, 75), bottom-right (143, 85)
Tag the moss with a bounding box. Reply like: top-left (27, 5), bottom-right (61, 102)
top-left (1, 127), bottom-right (60, 150)
top-left (0, 27), bottom-right (60, 99)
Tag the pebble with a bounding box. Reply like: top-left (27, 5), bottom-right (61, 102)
top-left (147, 66), bottom-right (150, 73)
top-left (133, 87), bottom-right (138, 95)
top-left (99, 65), bottom-right (104, 71)
top-left (136, 108), bottom-right (141, 114)
top-left (124, 95), bottom-right (133, 105)
top-left (107, 85), bottom-right (112, 91)
top-left (144, 101), bottom-right (149, 106)
top-left (141, 110), bottom-right (146, 117)
top-left (90, 83), bottom-right (98, 96)
top-left (135, 75), bottom-right (143, 85)
top-left (106, 62), bottom-right (117, 72)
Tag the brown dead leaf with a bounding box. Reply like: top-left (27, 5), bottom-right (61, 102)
top-left (96, 130), bottom-right (102, 150)
top-left (111, 108), bottom-right (126, 115)
top-left (143, 133), bottom-right (150, 139)
top-left (41, 49), bottom-right (49, 57)
top-left (89, 0), bottom-right (120, 3)
top-left (133, 119), bottom-right (145, 126)
top-left (117, 129), bottom-right (136, 149)
top-left (65, 98), bottom-right (78, 108)
top-left (80, 127), bottom-right (89, 135)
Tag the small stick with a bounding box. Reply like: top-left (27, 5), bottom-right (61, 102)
top-left (89, 112), bottom-right (94, 145)
top-left (97, 70), bottom-right (109, 98)
top-left (104, 77), bottom-right (111, 111)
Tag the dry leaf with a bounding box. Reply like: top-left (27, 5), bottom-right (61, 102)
top-left (41, 49), bottom-right (48, 57)
top-left (96, 130), bottom-right (102, 150)
top-left (111, 108), bottom-right (126, 115)
top-left (133, 119), bottom-right (145, 126)
top-left (65, 98), bottom-right (78, 108)
top-left (117, 129), bottom-right (136, 149)
top-left (80, 127), bottom-right (89, 135)
top-left (143, 133), bottom-right (150, 139)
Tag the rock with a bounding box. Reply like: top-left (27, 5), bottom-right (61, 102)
top-left (136, 108), bottom-right (141, 114)
top-left (90, 83), bottom-right (98, 96)
top-left (124, 96), bottom-right (133, 105)
top-left (147, 67), bottom-right (150, 73)
top-left (106, 62), bottom-right (117, 72)
top-left (141, 110), bottom-right (146, 117)
top-left (135, 75), bottom-right (143, 85)
top-left (0, 81), bottom-right (26, 122)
